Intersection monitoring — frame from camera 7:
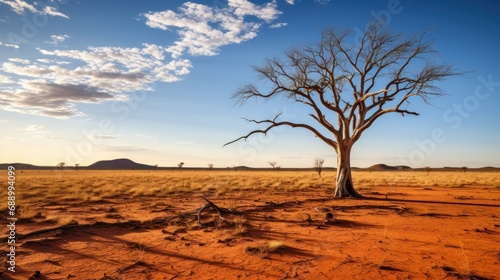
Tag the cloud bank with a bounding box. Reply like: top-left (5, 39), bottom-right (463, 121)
top-left (0, 0), bottom-right (282, 118)
top-left (144, 0), bottom-right (281, 58)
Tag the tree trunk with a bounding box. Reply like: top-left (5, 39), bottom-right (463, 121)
top-left (334, 144), bottom-right (361, 198)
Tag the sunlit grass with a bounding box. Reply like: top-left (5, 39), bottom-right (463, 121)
top-left (2, 170), bottom-right (499, 207)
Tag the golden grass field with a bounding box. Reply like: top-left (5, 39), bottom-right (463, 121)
top-left (1, 170), bottom-right (499, 279)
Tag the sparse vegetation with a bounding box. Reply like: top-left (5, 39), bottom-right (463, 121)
top-left (57, 162), bottom-right (65, 171)
top-left (0, 169), bottom-right (498, 279)
top-left (268, 161), bottom-right (282, 172)
top-left (425, 166), bottom-right (431, 175)
top-left (314, 157), bottom-right (325, 178)
top-left (246, 240), bottom-right (286, 257)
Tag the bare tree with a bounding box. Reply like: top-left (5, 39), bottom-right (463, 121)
top-left (74, 163), bottom-right (80, 171)
top-left (425, 166), bottom-right (431, 175)
top-left (208, 163), bottom-right (214, 170)
top-left (268, 161), bottom-right (282, 172)
top-left (154, 164), bottom-right (158, 171)
top-left (178, 162), bottom-right (184, 171)
top-left (224, 24), bottom-right (458, 197)
top-left (57, 162), bottom-right (65, 171)
top-left (314, 157), bottom-right (325, 178)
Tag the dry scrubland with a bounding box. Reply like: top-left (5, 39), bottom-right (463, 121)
top-left (1, 170), bottom-right (500, 279)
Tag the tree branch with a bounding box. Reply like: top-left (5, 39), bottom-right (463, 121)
top-left (223, 113), bottom-right (338, 150)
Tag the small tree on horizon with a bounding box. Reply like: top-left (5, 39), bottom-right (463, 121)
top-left (224, 23), bottom-right (459, 198)
top-left (462, 166), bottom-right (467, 173)
top-left (425, 166), bottom-right (431, 175)
top-left (268, 161), bottom-right (283, 172)
top-left (178, 162), bottom-right (184, 171)
top-left (208, 163), bottom-right (214, 170)
top-left (314, 158), bottom-right (325, 178)
top-left (57, 162), bottom-right (65, 171)
top-left (74, 163), bottom-right (80, 171)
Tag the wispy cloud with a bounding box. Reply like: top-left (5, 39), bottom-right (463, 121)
top-left (24, 124), bottom-right (47, 132)
top-left (0, 0), bottom-right (37, 14)
top-left (0, 0), bottom-right (69, 18)
top-left (0, 74), bottom-right (14, 84)
top-left (99, 145), bottom-right (153, 153)
top-left (43, 6), bottom-right (69, 18)
top-left (48, 34), bottom-right (69, 45)
top-left (178, 140), bottom-right (196, 144)
top-left (270, 22), bottom-right (287, 28)
top-left (0, 42), bottom-right (20, 49)
top-left (144, 0), bottom-right (281, 58)
top-left (94, 134), bottom-right (121, 139)
top-left (135, 133), bottom-right (152, 139)
top-left (284, 0), bottom-right (295, 4)
top-left (20, 124), bottom-right (62, 139)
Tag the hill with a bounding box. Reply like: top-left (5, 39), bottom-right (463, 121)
top-left (0, 163), bottom-right (40, 169)
top-left (87, 159), bottom-right (155, 170)
top-left (367, 164), bottom-right (412, 171)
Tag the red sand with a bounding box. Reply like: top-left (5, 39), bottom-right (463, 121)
top-left (2, 183), bottom-right (499, 279)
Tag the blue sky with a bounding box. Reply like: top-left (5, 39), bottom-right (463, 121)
top-left (0, 0), bottom-right (499, 168)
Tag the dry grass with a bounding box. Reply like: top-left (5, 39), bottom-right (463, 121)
top-left (4, 169), bottom-right (500, 204)
top-left (246, 240), bottom-right (286, 257)
top-left (2, 170), bottom-right (498, 226)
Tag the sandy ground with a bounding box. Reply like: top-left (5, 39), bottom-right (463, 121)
top-left (1, 171), bottom-right (499, 279)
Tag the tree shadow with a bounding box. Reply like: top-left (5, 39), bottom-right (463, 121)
top-left (362, 196), bottom-right (500, 208)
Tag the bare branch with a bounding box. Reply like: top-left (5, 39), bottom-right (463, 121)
top-left (223, 113), bottom-right (338, 150)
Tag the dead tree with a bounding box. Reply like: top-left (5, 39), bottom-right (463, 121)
top-left (314, 157), bottom-right (325, 178)
top-left (269, 161), bottom-right (282, 172)
top-left (224, 23), bottom-right (459, 197)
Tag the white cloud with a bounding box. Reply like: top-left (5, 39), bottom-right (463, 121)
top-left (0, 74), bottom-right (15, 84)
top-left (24, 124), bottom-right (47, 132)
top-left (0, 0), bottom-right (69, 18)
top-left (144, 0), bottom-right (281, 58)
top-left (284, 0), bottom-right (295, 4)
top-left (43, 6), bottom-right (69, 18)
top-left (270, 22), bottom-right (287, 28)
top-left (8, 58), bottom-right (29, 64)
top-left (94, 134), bottom-right (121, 139)
top-left (0, 44), bottom-right (192, 118)
top-left (49, 34), bottom-right (69, 45)
top-left (0, 0), bottom-right (283, 119)
top-left (0, 81), bottom-right (126, 118)
top-left (0, 0), bottom-right (37, 14)
top-left (0, 42), bottom-right (20, 49)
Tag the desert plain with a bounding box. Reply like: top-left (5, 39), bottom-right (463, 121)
top-left (1, 169), bottom-right (499, 279)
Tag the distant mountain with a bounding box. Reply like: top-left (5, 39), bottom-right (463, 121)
top-left (0, 163), bottom-right (39, 169)
top-left (368, 164), bottom-right (412, 171)
top-left (87, 158), bottom-right (154, 170)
